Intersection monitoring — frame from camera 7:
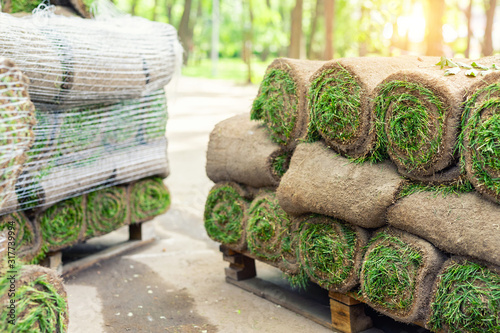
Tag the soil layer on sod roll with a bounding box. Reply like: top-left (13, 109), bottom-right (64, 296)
top-left (298, 214), bottom-right (370, 293)
top-left (0, 264), bottom-right (68, 333)
top-left (0, 211), bottom-right (42, 263)
top-left (85, 185), bottom-right (129, 238)
top-left (204, 182), bottom-right (252, 251)
top-left (0, 58), bottom-right (36, 213)
top-left (251, 58), bottom-right (325, 147)
top-left (245, 191), bottom-right (292, 263)
top-left (373, 57), bottom-right (498, 182)
top-left (426, 256), bottom-right (500, 333)
top-left (360, 227), bottom-right (445, 324)
top-left (128, 176), bottom-right (170, 224)
top-left (206, 114), bottom-right (293, 188)
top-left (277, 142), bottom-right (404, 228)
top-left (36, 195), bottom-right (86, 253)
top-left (308, 56), bottom-right (433, 159)
top-left (461, 71), bottom-right (500, 204)
top-left (387, 190), bottom-right (500, 267)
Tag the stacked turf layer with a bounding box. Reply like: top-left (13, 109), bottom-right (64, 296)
top-left (251, 58), bottom-right (325, 147)
top-left (22, 176), bottom-right (169, 258)
top-left (12, 90), bottom-right (169, 211)
top-left (307, 56), bottom-right (434, 160)
top-left (0, 10), bottom-right (180, 106)
top-left (206, 56), bottom-right (500, 331)
top-left (277, 142), bottom-right (404, 229)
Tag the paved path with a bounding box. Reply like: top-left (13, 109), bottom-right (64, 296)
top-left (65, 76), bottom-right (333, 333)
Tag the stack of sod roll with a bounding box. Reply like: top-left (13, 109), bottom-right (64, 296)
top-left (0, 6), bottom-right (178, 263)
top-left (205, 55), bottom-right (500, 332)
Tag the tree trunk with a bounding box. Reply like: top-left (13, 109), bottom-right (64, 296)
top-left (483, 0), bottom-right (497, 56)
top-left (243, 0), bottom-right (254, 83)
top-left (152, 0), bottom-right (159, 21)
top-left (358, 3), bottom-right (368, 56)
top-left (165, 0), bottom-right (175, 24)
top-left (324, 0), bottom-right (335, 60)
top-left (1, 0), bottom-right (12, 12)
top-left (425, 0), bottom-right (445, 56)
top-left (130, 0), bottom-right (139, 15)
top-left (178, 0), bottom-right (193, 64)
top-left (307, 0), bottom-right (323, 59)
top-left (464, 0), bottom-right (473, 58)
top-left (289, 0), bottom-right (303, 59)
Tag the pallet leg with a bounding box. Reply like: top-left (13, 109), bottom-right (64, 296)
top-left (220, 245), bottom-right (256, 281)
top-left (329, 291), bottom-right (373, 333)
top-left (129, 223), bottom-right (142, 240)
top-left (40, 251), bottom-right (63, 275)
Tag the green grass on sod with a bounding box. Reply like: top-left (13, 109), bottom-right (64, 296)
top-left (373, 80), bottom-right (446, 168)
top-left (39, 195), bottom-right (84, 253)
top-left (460, 83), bottom-right (500, 200)
top-left (0, 264), bottom-right (68, 333)
top-left (308, 67), bottom-right (362, 147)
top-left (428, 260), bottom-right (500, 333)
top-left (85, 186), bottom-right (128, 238)
top-left (246, 193), bottom-right (290, 261)
top-left (299, 216), bottom-right (357, 290)
top-left (251, 69), bottom-right (299, 145)
top-left (361, 231), bottom-right (423, 312)
top-left (204, 184), bottom-right (248, 245)
top-left (130, 176), bottom-right (170, 223)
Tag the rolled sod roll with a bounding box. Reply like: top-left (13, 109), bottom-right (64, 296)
top-left (426, 257), bottom-right (500, 333)
top-left (246, 191), bottom-right (293, 262)
top-left (37, 195), bottom-right (86, 253)
top-left (387, 191), bottom-right (500, 267)
top-left (0, 58), bottom-right (36, 213)
top-left (0, 264), bottom-right (68, 332)
top-left (0, 16), bottom-right (66, 103)
top-left (206, 114), bottom-right (293, 188)
top-left (298, 214), bottom-right (370, 293)
top-left (85, 185), bottom-right (129, 239)
top-left (128, 176), bottom-right (170, 224)
top-left (251, 58), bottom-right (326, 147)
top-left (204, 182), bottom-right (252, 251)
top-left (461, 71), bottom-right (500, 204)
top-left (373, 57), bottom-right (498, 181)
top-left (0, 12), bottom-right (180, 106)
top-left (110, 138), bottom-right (170, 185)
top-left (308, 56), bottom-right (432, 159)
top-left (0, 211), bottom-right (42, 263)
top-left (360, 228), bottom-right (445, 324)
top-left (277, 142), bottom-right (404, 228)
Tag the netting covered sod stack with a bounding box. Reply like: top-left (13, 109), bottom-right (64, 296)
top-left (0, 6), bottom-right (179, 330)
top-left (205, 55), bottom-right (500, 333)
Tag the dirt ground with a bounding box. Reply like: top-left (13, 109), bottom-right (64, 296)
top-left (64, 76), bottom-right (429, 333)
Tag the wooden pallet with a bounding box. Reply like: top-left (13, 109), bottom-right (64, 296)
top-left (41, 222), bottom-right (154, 277)
top-left (220, 245), bottom-right (375, 333)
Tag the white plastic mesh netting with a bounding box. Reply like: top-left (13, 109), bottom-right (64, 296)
top-left (0, 8), bottom-right (181, 107)
top-left (0, 8), bottom-right (180, 215)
